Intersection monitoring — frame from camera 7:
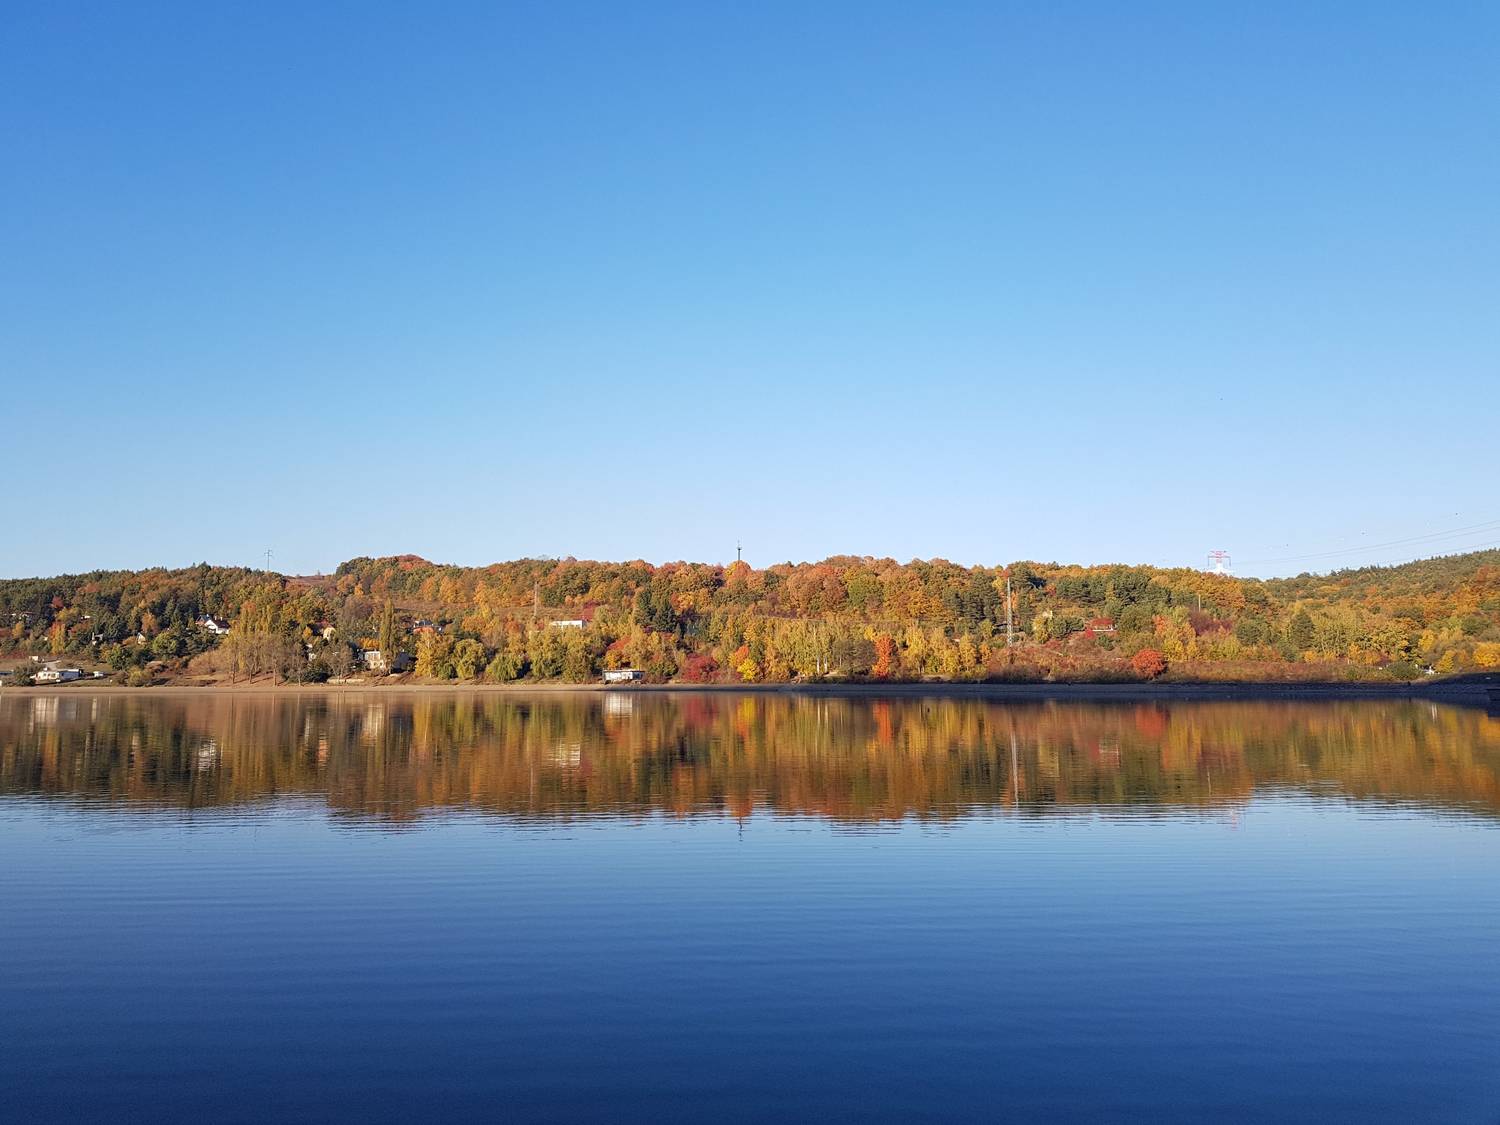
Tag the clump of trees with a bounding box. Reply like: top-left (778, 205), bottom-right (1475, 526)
top-left (3, 549), bottom-right (1497, 686)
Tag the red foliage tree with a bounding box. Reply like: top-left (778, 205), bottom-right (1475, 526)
top-left (1130, 648), bottom-right (1168, 680)
top-left (680, 653), bottom-right (720, 683)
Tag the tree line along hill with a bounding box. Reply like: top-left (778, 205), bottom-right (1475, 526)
top-left (3, 550), bottom-right (1499, 686)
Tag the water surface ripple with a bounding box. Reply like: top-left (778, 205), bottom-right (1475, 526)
top-left (2, 693), bottom-right (1498, 1122)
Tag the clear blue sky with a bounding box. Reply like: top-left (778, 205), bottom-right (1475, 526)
top-left (4, 2), bottom-right (1496, 580)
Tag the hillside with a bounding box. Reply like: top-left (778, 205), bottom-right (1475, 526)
top-left (3, 550), bottom-right (1498, 686)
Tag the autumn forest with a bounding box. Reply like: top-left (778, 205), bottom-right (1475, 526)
top-left (4, 549), bottom-right (1500, 686)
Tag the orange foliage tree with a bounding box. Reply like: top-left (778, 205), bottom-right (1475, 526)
top-left (1130, 649), bottom-right (1168, 680)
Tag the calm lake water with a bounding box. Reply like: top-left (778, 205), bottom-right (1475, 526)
top-left (3, 691), bottom-right (1499, 1123)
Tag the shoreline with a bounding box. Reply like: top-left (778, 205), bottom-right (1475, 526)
top-left (6, 676), bottom-right (1496, 707)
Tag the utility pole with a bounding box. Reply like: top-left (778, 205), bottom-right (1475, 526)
top-left (265, 548), bottom-right (274, 574)
top-left (1005, 576), bottom-right (1015, 647)
top-left (736, 541), bottom-right (742, 564)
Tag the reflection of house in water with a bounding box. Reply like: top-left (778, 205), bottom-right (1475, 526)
top-left (1093, 736), bottom-right (1121, 768)
top-left (196, 740), bottom-right (220, 772)
top-left (604, 693), bottom-right (635, 718)
top-left (361, 705), bottom-right (386, 742)
top-left (30, 697), bottom-right (60, 728)
top-left (551, 742), bottom-right (583, 769)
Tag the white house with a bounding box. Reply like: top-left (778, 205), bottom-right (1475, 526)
top-left (199, 615), bottom-right (232, 636)
top-left (35, 662), bottom-right (82, 684)
top-left (363, 650), bottom-right (413, 674)
top-left (551, 619), bottom-right (586, 629)
top-left (603, 668), bottom-right (644, 684)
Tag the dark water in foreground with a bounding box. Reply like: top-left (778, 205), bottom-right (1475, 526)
top-left (2, 693), bottom-right (1499, 1123)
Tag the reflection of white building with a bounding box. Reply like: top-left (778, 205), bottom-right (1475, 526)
top-left (30, 697), bottom-right (60, 727)
top-left (1094, 736), bottom-right (1121, 768)
top-left (551, 742), bottom-right (582, 769)
top-left (196, 740), bottom-right (220, 771)
top-left (360, 705), bottom-right (386, 743)
top-left (604, 693), bottom-right (635, 718)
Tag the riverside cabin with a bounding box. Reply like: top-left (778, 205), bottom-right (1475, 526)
top-left (603, 669), bottom-right (644, 684)
top-left (35, 662), bottom-right (83, 683)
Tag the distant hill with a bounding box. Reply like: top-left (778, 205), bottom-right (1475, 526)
top-left (4, 549), bottom-right (1497, 685)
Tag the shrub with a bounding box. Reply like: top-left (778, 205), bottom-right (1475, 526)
top-left (1385, 660), bottom-right (1421, 681)
top-left (483, 650), bottom-right (525, 682)
top-left (1130, 648), bottom-right (1168, 680)
top-left (679, 653), bottom-right (720, 683)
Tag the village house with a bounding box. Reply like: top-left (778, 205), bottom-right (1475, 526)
top-left (603, 668), bottom-right (644, 684)
top-left (199, 615), bottom-right (232, 636)
top-left (549, 606), bottom-right (597, 630)
top-left (362, 650), bottom-right (414, 674)
top-left (35, 661), bottom-right (83, 684)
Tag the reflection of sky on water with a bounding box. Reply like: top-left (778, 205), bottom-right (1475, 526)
top-left (2, 787), bottom-right (1498, 1124)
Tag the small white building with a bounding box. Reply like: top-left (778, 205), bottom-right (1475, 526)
top-left (35, 662), bottom-right (83, 684)
top-left (603, 668), bottom-right (644, 684)
top-left (363, 650), bottom-right (413, 674)
top-left (551, 619), bottom-right (586, 629)
top-left (199, 615), bottom-right (232, 636)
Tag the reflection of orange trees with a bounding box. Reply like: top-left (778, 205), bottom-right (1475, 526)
top-left (2, 695), bottom-right (1499, 824)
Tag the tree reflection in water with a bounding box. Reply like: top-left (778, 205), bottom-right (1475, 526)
top-left (3, 693), bottom-right (1498, 824)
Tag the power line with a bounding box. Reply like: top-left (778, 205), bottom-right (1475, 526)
top-left (1239, 517), bottom-right (1500, 567)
